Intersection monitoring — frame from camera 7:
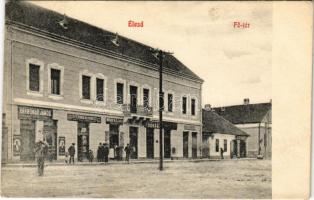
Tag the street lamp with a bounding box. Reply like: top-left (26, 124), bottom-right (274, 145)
top-left (150, 48), bottom-right (173, 171)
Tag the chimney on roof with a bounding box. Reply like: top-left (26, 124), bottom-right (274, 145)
top-left (204, 104), bottom-right (211, 111)
top-left (244, 98), bottom-right (250, 105)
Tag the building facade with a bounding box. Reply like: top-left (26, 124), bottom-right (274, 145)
top-left (213, 99), bottom-right (272, 159)
top-left (2, 2), bottom-right (203, 162)
top-left (202, 108), bottom-right (249, 159)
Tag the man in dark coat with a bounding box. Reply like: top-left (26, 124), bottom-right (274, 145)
top-left (97, 143), bottom-right (102, 162)
top-left (34, 140), bottom-right (48, 176)
top-left (68, 143), bottom-right (76, 164)
top-left (103, 143), bottom-right (109, 164)
top-left (100, 143), bottom-right (105, 162)
top-left (220, 147), bottom-right (224, 159)
top-left (124, 144), bottom-right (131, 164)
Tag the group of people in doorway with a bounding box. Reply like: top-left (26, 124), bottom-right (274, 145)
top-left (64, 143), bottom-right (133, 164)
top-left (96, 143), bottom-right (110, 163)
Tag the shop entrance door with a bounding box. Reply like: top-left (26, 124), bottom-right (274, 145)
top-left (77, 122), bottom-right (89, 161)
top-left (192, 132), bottom-right (197, 159)
top-left (202, 134), bottom-right (210, 158)
top-left (20, 119), bottom-right (36, 161)
top-left (146, 128), bottom-right (154, 159)
top-left (129, 127), bottom-right (138, 159)
top-left (44, 120), bottom-right (57, 160)
top-left (183, 131), bottom-right (189, 158)
top-left (164, 129), bottom-right (171, 158)
top-left (109, 124), bottom-right (119, 148)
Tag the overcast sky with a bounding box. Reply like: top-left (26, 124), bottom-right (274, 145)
top-left (32, 1), bottom-right (272, 107)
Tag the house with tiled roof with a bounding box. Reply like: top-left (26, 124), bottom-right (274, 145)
top-left (2, 1), bottom-right (203, 163)
top-left (202, 108), bottom-right (249, 159)
top-left (212, 99), bottom-right (272, 158)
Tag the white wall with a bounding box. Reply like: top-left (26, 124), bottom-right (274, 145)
top-left (209, 133), bottom-right (235, 158)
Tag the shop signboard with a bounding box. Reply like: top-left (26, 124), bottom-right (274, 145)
top-left (18, 106), bottom-right (52, 120)
top-left (67, 114), bottom-right (101, 123)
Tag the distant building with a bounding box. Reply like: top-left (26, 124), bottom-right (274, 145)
top-left (2, 2), bottom-right (203, 162)
top-left (202, 108), bottom-right (249, 159)
top-left (213, 99), bottom-right (272, 159)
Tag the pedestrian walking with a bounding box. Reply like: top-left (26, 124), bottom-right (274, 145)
top-left (34, 140), bottom-right (48, 176)
top-left (88, 149), bottom-right (94, 163)
top-left (68, 143), bottom-right (76, 164)
top-left (124, 144), bottom-right (131, 164)
top-left (220, 147), bottom-right (224, 159)
top-left (104, 143), bottom-right (109, 164)
top-left (97, 143), bottom-right (102, 162)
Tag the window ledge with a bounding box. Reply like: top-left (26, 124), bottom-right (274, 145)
top-left (80, 99), bottom-right (93, 104)
top-left (95, 101), bottom-right (106, 106)
top-left (48, 94), bottom-right (64, 100)
top-left (27, 91), bottom-right (43, 97)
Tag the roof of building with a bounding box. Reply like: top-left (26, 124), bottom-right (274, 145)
top-left (5, 1), bottom-right (203, 82)
top-left (212, 103), bottom-right (271, 124)
top-left (202, 109), bottom-right (249, 136)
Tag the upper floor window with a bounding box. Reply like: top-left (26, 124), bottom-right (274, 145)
top-left (215, 139), bottom-right (219, 152)
top-left (117, 83), bottom-right (124, 104)
top-left (29, 64), bottom-right (40, 92)
top-left (143, 88), bottom-right (149, 108)
top-left (82, 75), bottom-right (91, 99)
top-left (50, 68), bottom-right (61, 95)
top-left (182, 96), bottom-right (187, 114)
top-left (191, 98), bottom-right (196, 116)
top-left (168, 93), bottom-right (173, 112)
top-left (96, 78), bottom-right (104, 101)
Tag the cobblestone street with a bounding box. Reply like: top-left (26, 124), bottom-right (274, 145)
top-left (1, 159), bottom-right (271, 198)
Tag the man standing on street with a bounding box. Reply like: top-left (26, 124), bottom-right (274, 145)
top-left (34, 140), bottom-right (48, 176)
top-left (104, 143), bottom-right (109, 164)
top-left (68, 143), bottom-right (76, 164)
top-left (220, 147), bottom-right (224, 159)
top-left (97, 143), bottom-right (102, 162)
top-left (124, 144), bottom-right (131, 164)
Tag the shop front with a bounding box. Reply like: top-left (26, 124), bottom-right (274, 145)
top-left (106, 117), bottom-right (124, 159)
top-left (67, 113), bottom-right (101, 161)
top-left (17, 106), bottom-right (56, 161)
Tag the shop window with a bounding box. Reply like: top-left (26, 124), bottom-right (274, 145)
top-left (50, 68), bottom-right (61, 95)
top-left (168, 93), bottom-right (173, 112)
top-left (224, 139), bottom-right (227, 152)
top-left (96, 78), bottom-right (104, 101)
top-left (182, 96), bottom-right (187, 114)
top-left (117, 83), bottom-right (124, 104)
top-left (215, 139), bottom-right (219, 152)
top-left (82, 75), bottom-right (91, 99)
top-left (29, 64), bottom-right (40, 92)
top-left (191, 98), bottom-right (196, 116)
top-left (143, 88), bottom-right (149, 108)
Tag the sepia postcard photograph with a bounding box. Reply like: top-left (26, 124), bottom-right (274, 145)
top-left (0, 1), bottom-right (312, 199)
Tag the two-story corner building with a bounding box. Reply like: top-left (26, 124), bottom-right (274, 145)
top-left (213, 99), bottom-right (272, 159)
top-left (2, 2), bottom-right (203, 163)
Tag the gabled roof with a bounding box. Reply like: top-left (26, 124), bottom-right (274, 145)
top-left (5, 1), bottom-right (203, 82)
top-left (212, 103), bottom-right (271, 124)
top-left (202, 109), bottom-right (249, 136)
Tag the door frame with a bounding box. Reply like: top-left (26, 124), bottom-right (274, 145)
top-left (146, 128), bottom-right (154, 159)
top-left (183, 131), bottom-right (189, 158)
